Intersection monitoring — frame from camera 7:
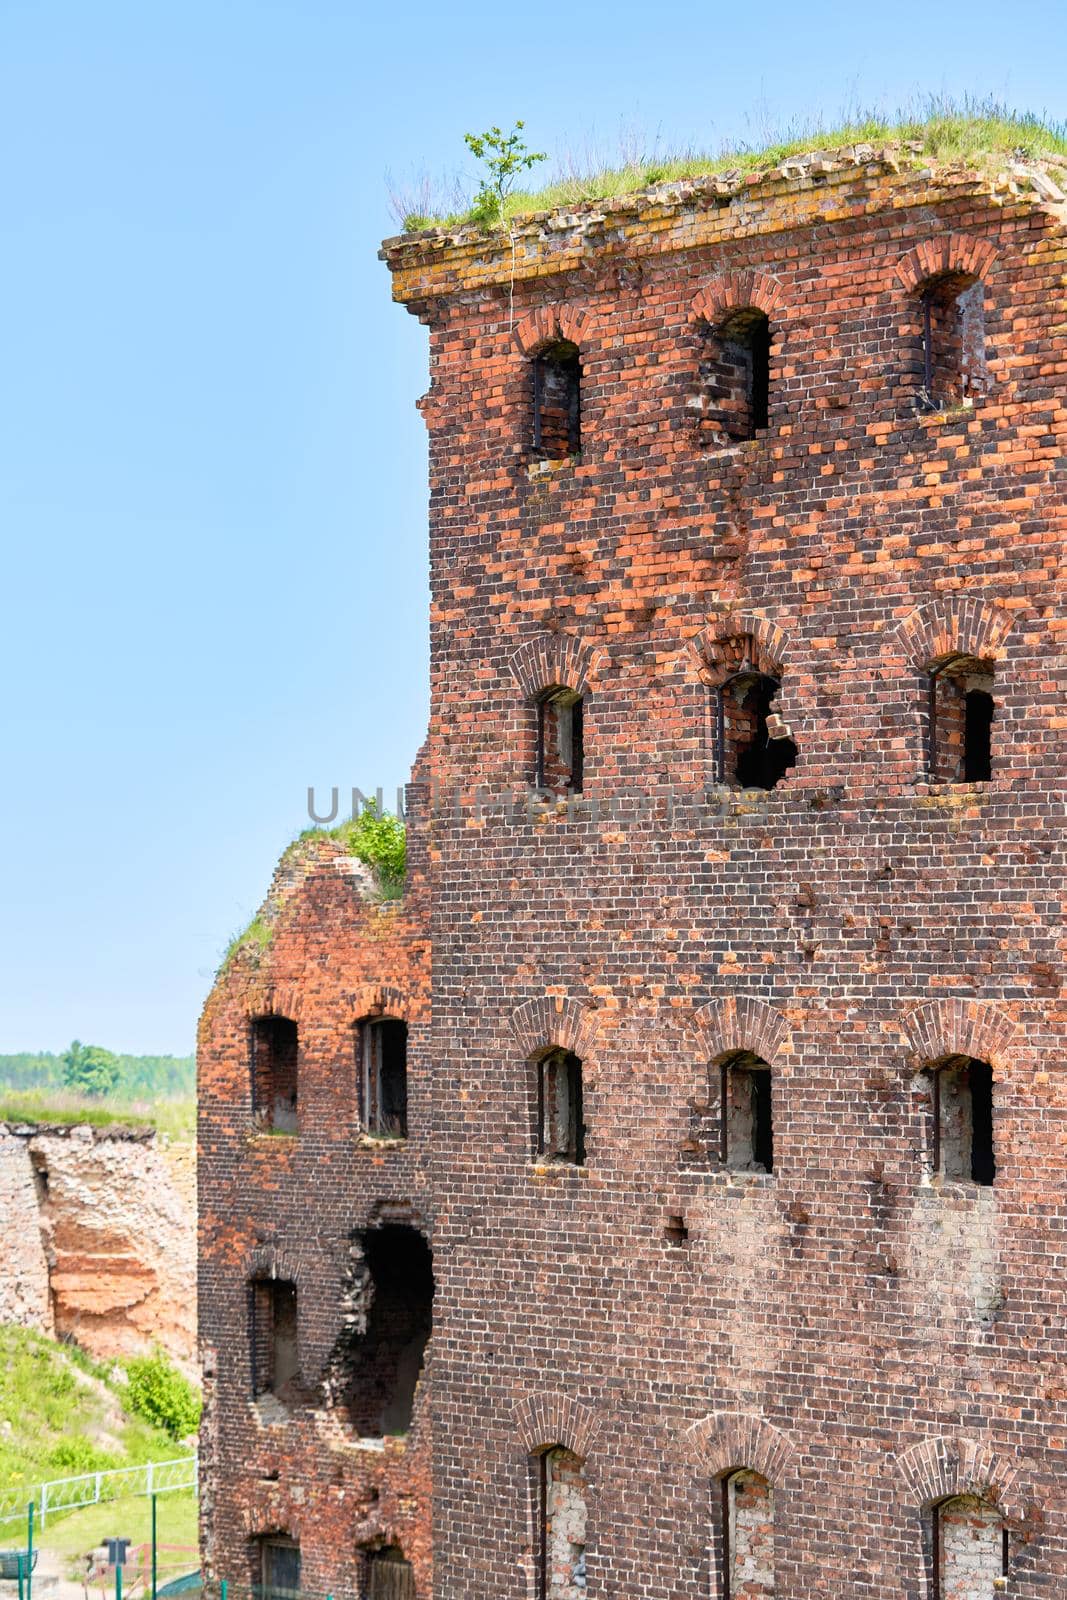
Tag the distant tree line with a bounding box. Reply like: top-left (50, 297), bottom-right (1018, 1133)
top-left (0, 1048), bottom-right (195, 1099)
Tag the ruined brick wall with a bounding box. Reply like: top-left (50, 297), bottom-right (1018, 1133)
top-left (380, 151), bottom-right (1066, 1598)
top-left (198, 796), bottom-right (433, 1598)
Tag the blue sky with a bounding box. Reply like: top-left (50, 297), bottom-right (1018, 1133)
top-left (1, 1), bottom-right (1063, 1055)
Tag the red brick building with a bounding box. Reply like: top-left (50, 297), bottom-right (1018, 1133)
top-left (199, 143), bottom-right (1066, 1599)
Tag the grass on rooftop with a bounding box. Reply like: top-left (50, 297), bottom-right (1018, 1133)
top-left (392, 96), bottom-right (1067, 232)
top-left (0, 1088), bottom-right (195, 1140)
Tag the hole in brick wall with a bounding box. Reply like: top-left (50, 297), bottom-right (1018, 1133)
top-left (933, 1495), bottom-right (1006, 1599)
top-left (536, 689), bottom-right (584, 794)
top-left (916, 273), bottom-right (988, 411)
top-left (249, 1278), bottom-right (300, 1401)
top-left (358, 1018), bottom-right (409, 1139)
top-left (697, 307), bottom-right (771, 443)
top-left (337, 1224), bottom-right (434, 1438)
top-left (664, 1213), bottom-right (689, 1245)
top-left (364, 1545), bottom-right (416, 1600)
top-left (535, 1446), bottom-right (587, 1600)
top-left (535, 1048), bottom-right (586, 1165)
top-left (720, 1052), bottom-right (774, 1174)
top-left (927, 1056), bottom-right (996, 1186)
top-left (532, 340), bottom-right (581, 458)
top-left (711, 641), bottom-right (796, 791)
top-left (927, 656), bottom-right (995, 784)
top-left (250, 1015), bottom-right (298, 1134)
top-left (253, 1534), bottom-right (301, 1600)
top-left (721, 1470), bottom-right (775, 1600)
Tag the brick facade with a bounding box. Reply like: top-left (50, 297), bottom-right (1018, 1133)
top-left (200, 144), bottom-right (1066, 1598)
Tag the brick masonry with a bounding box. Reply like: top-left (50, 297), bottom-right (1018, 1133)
top-left (200, 145), bottom-right (1066, 1598)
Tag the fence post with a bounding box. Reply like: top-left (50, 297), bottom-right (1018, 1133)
top-left (147, 1461), bottom-right (155, 1500)
top-left (95, 1472), bottom-right (103, 1505)
top-left (221, 1580), bottom-right (228, 1600)
top-left (26, 1501), bottom-right (34, 1600)
top-left (16, 1553), bottom-right (23, 1600)
top-left (38, 1483), bottom-right (46, 1533)
top-left (151, 1493), bottom-right (157, 1600)
top-left (115, 1559), bottom-right (122, 1600)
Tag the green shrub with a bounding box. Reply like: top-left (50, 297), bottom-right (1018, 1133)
top-left (340, 805), bottom-right (407, 897)
top-left (123, 1352), bottom-right (201, 1442)
top-left (46, 1435), bottom-right (120, 1476)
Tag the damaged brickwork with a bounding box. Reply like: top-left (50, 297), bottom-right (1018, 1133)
top-left (201, 142), bottom-right (1066, 1598)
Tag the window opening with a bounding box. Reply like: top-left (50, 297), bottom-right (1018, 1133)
top-left (258, 1537), bottom-right (300, 1600)
top-left (533, 341), bottom-right (581, 458)
top-left (365, 1547), bottom-right (416, 1600)
top-left (250, 1278), bottom-right (299, 1400)
top-left (721, 1470), bottom-right (774, 1600)
top-left (929, 1057), bottom-right (995, 1185)
top-left (699, 308), bottom-right (771, 442)
top-left (536, 690), bottom-right (584, 793)
top-left (537, 1049), bottom-right (585, 1165)
top-left (927, 655), bottom-right (994, 783)
top-left (536, 1447), bottom-right (587, 1600)
top-left (714, 663), bottom-right (796, 790)
top-left (250, 1016), bottom-right (298, 1133)
top-left (338, 1224), bottom-right (434, 1438)
top-left (918, 275), bottom-right (987, 411)
top-left (720, 1053), bottom-right (774, 1174)
top-left (360, 1019), bottom-right (408, 1139)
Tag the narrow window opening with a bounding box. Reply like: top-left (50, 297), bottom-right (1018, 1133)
top-left (533, 341), bottom-right (581, 459)
top-left (536, 1049), bottom-right (585, 1165)
top-left (536, 1446), bottom-right (587, 1600)
top-left (250, 1015), bottom-right (298, 1134)
top-left (929, 1056), bottom-right (995, 1186)
top-left (918, 274), bottom-right (987, 411)
top-left (365, 1546), bottom-right (416, 1600)
top-left (256, 1536), bottom-right (301, 1600)
top-left (720, 1053), bottom-right (774, 1174)
top-left (359, 1019), bottom-right (408, 1139)
top-left (934, 1495), bottom-right (1004, 1599)
top-left (536, 689), bottom-right (584, 794)
top-left (721, 1470), bottom-right (774, 1600)
top-left (698, 308), bottom-right (771, 443)
top-left (927, 656), bottom-right (995, 783)
top-left (337, 1224), bottom-right (433, 1438)
top-left (250, 1278), bottom-right (299, 1401)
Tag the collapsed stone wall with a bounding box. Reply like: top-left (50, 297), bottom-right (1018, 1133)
top-left (0, 1121), bottom-right (196, 1369)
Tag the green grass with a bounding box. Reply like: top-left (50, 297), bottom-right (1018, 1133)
top-left (392, 96), bottom-right (1067, 231)
top-left (0, 1326), bottom-right (197, 1501)
top-left (41, 1488), bottom-right (198, 1576)
top-left (0, 1088), bottom-right (195, 1141)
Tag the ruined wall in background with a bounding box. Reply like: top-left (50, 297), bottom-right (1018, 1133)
top-left (0, 1122), bottom-right (196, 1369)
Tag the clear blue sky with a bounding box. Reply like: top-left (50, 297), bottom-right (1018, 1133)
top-left (1, 1), bottom-right (1063, 1055)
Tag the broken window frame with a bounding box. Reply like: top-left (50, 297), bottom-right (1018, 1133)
top-left (928, 1056), bottom-right (996, 1187)
top-left (359, 1017), bottom-right (409, 1140)
top-left (534, 1445), bottom-right (588, 1600)
top-left (713, 664), bottom-right (795, 790)
top-left (927, 653), bottom-right (994, 784)
top-left (916, 272), bottom-right (987, 413)
top-left (698, 307), bottom-right (772, 444)
top-left (535, 688), bottom-right (584, 794)
top-left (536, 1048), bottom-right (586, 1166)
top-left (532, 340), bottom-right (581, 459)
top-left (249, 1015), bottom-right (299, 1135)
top-left (719, 1052), bottom-right (774, 1175)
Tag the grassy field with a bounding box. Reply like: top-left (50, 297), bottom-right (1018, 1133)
top-left (39, 1489), bottom-right (198, 1582)
top-left (0, 1089), bottom-right (195, 1140)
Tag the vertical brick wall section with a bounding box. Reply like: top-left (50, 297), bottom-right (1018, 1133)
top-left (378, 153), bottom-right (1066, 1598)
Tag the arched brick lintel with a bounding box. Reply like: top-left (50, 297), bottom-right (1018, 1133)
top-left (690, 271), bottom-right (786, 326)
top-left (508, 631), bottom-right (604, 701)
top-left (891, 596), bottom-right (1016, 670)
top-left (244, 983), bottom-right (307, 1026)
top-left (347, 982), bottom-right (415, 1024)
top-left (511, 1391), bottom-right (601, 1459)
top-left (691, 612), bottom-right (789, 687)
top-left (694, 996), bottom-right (790, 1067)
top-left (509, 995), bottom-right (600, 1062)
top-left (512, 303), bottom-right (595, 356)
top-left (894, 232), bottom-right (999, 294)
top-left (901, 998), bottom-right (1021, 1074)
top-left (244, 1242), bottom-right (303, 1284)
top-left (681, 1411), bottom-right (796, 1484)
top-left (894, 1435), bottom-right (1026, 1522)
